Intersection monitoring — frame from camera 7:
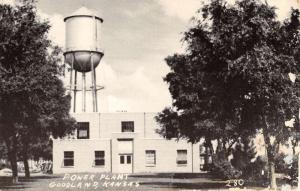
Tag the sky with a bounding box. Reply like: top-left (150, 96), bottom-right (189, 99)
top-left (1, 0), bottom-right (300, 113)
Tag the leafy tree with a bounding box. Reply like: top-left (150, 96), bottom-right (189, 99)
top-left (0, 1), bottom-right (75, 182)
top-left (156, 0), bottom-right (300, 188)
top-left (231, 137), bottom-right (257, 177)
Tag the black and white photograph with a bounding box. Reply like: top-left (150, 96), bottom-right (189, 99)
top-left (1, 0), bottom-right (300, 190)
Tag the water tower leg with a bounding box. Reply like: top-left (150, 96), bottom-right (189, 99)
top-left (82, 72), bottom-right (86, 112)
top-left (73, 71), bottom-right (77, 113)
top-left (69, 56), bottom-right (74, 111)
top-left (90, 53), bottom-right (96, 112)
top-left (94, 68), bottom-right (98, 112)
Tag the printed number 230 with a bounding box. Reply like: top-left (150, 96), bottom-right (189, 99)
top-left (226, 179), bottom-right (245, 187)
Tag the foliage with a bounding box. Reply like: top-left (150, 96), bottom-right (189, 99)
top-left (231, 137), bottom-right (256, 176)
top-left (29, 139), bottom-right (53, 161)
top-left (156, 0), bottom-right (300, 188)
top-left (286, 155), bottom-right (298, 185)
top-left (274, 153), bottom-right (288, 173)
top-left (211, 151), bottom-right (242, 179)
top-left (0, 0), bottom-right (75, 180)
top-left (0, 140), bottom-right (7, 159)
top-left (244, 156), bottom-right (268, 186)
top-left (273, 154), bottom-right (298, 185)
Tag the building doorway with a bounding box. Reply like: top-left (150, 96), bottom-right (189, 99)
top-left (117, 139), bottom-right (133, 173)
top-left (119, 154), bottom-right (132, 173)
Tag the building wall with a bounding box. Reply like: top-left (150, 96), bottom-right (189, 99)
top-left (71, 112), bottom-right (100, 139)
top-left (69, 112), bottom-right (161, 139)
top-left (134, 139), bottom-right (201, 173)
top-left (144, 113), bottom-right (161, 139)
top-left (53, 139), bottom-right (111, 174)
top-left (53, 112), bottom-right (202, 174)
top-left (100, 113), bottom-right (145, 139)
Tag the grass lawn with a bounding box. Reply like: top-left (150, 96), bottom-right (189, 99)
top-left (0, 173), bottom-right (297, 191)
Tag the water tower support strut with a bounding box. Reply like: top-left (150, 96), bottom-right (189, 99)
top-left (94, 64), bottom-right (98, 112)
top-left (90, 53), bottom-right (96, 112)
top-left (69, 56), bottom-right (74, 111)
top-left (73, 70), bottom-right (77, 113)
top-left (82, 72), bottom-right (86, 112)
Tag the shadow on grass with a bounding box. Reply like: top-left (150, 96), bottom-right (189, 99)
top-left (140, 181), bottom-right (226, 189)
top-left (0, 175), bottom-right (60, 190)
top-left (0, 185), bottom-right (31, 190)
top-left (129, 173), bottom-right (214, 179)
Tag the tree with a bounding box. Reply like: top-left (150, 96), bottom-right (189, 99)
top-left (0, 1), bottom-right (75, 182)
top-left (156, 0), bottom-right (300, 189)
top-left (231, 137), bottom-right (257, 176)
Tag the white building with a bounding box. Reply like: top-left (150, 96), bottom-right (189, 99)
top-left (52, 112), bottom-right (204, 174)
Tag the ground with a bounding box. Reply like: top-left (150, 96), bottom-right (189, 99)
top-left (0, 173), bottom-right (298, 191)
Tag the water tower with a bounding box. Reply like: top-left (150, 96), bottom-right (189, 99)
top-left (64, 7), bottom-right (104, 112)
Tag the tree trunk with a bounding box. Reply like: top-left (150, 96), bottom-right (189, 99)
top-left (262, 128), bottom-right (277, 189)
top-left (23, 152), bottom-right (30, 178)
top-left (7, 140), bottom-right (18, 184)
top-left (1, 123), bottom-right (19, 184)
top-left (4, 135), bottom-right (19, 184)
top-left (261, 116), bottom-right (277, 189)
top-left (205, 138), bottom-right (214, 163)
top-left (11, 152), bottom-right (18, 184)
top-left (11, 135), bottom-right (19, 184)
top-left (209, 142), bottom-right (214, 163)
top-left (269, 161), bottom-right (276, 190)
top-left (291, 139), bottom-right (297, 155)
top-left (22, 141), bottom-right (30, 178)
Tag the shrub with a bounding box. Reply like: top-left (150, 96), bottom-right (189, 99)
top-left (274, 153), bottom-right (289, 173)
top-left (231, 138), bottom-right (257, 178)
top-left (286, 155), bottom-right (298, 186)
top-left (245, 156), bottom-right (268, 181)
top-left (211, 152), bottom-right (242, 179)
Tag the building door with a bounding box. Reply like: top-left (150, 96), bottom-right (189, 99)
top-left (119, 154), bottom-right (132, 173)
top-left (117, 139), bottom-right (133, 173)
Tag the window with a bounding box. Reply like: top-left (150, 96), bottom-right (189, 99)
top-left (126, 155), bottom-right (131, 164)
top-left (121, 121), bottom-right (134, 132)
top-left (77, 122), bottom-right (89, 139)
top-left (94, 151), bottom-right (105, 166)
top-left (145, 150), bottom-right (156, 166)
top-left (119, 154), bottom-right (132, 164)
top-left (64, 151), bottom-right (74, 167)
top-left (176, 150), bottom-right (187, 165)
top-left (120, 155), bottom-right (125, 164)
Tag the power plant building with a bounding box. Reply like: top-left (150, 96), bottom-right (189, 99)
top-left (52, 7), bottom-right (206, 174)
top-left (53, 112), bottom-right (203, 173)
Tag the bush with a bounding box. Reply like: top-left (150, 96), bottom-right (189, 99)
top-left (0, 160), bottom-right (10, 170)
top-left (286, 155), bottom-right (298, 186)
top-left (211, 152), bottom-right (242, 179)
top-left (275, 153), bottom-right (289, 173)
top-left (273, 154), bottom-right (298, 185)
top-left (245, 156), bottom-right (268, 180)
top-left (231, 139), bottom-right (257, 172)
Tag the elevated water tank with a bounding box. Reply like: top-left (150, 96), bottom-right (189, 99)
top-left (64, 7), bottom-right (104, 72)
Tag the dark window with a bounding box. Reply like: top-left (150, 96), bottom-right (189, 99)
top-left (64, 151), bottom-right (74, 167)
top-left (94, 151), bottom-right (105, 166)
top-left (176, 150), bottom-right (187, 165)
top-left (145, 150), bottom-right (156, 165)
top-left (127, 155), bottom-right (131, 164)
top-left (121, 121), bottom-right (134, 132)
top-left (120, 155), bottom-right (125, 164)
top-left (77, 122), bottom-right (89, 139)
